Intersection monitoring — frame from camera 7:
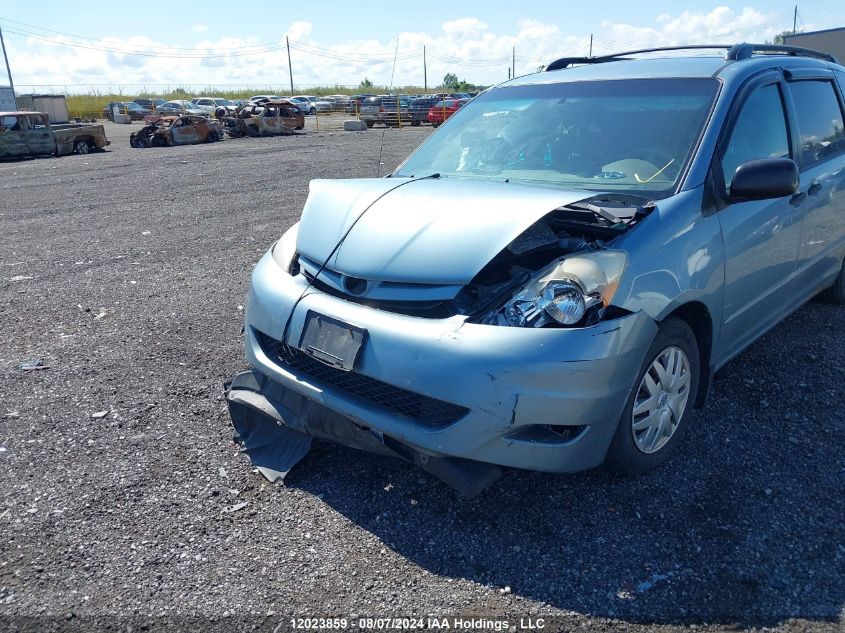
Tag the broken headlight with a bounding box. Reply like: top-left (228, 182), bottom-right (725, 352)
top-left (482, 251), bottom-right (627, 328)
top-left (271, 222), bottom-right (300, 273)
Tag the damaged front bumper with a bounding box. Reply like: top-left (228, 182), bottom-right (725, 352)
top-left (225, 250), bottom-right (657, 494)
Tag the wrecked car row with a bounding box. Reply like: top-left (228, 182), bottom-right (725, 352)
top-left (130, 100), bottom-right (304, 149)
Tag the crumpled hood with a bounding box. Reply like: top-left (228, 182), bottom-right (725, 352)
top-left (296, 177), bottom-right (596, 285)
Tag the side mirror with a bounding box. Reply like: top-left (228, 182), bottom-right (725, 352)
top-left (729, 157), bottom-right (799, 200)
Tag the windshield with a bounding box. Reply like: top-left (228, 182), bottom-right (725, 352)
top-left (395, 79), bottom-right (718, 196)
top-left (213, 99), bottom-right (234, 106)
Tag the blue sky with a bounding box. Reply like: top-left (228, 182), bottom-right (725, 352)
top-left (1, 1), bottom-right (843, 92)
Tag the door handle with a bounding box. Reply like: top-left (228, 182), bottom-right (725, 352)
top-left (807, 181), bottom-right (822, 196)
top-left (789, 192), bottom-right (807, 207)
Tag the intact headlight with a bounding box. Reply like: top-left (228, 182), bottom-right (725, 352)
top-left (271, 222), bottom-right (300, 272)
top-left (482, 250), bottom-right (627, 328)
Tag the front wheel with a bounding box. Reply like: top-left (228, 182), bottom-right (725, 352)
top-left (604, 317), bottom-right (699, 475)
top-left (74, 140), bottom-right (91, 154)
top-left (431, 122), bottom-right (440, 128)
top-left (206, 131), bottom-right (219, 143)
top-left (309, 107), bottom-right (316, 115)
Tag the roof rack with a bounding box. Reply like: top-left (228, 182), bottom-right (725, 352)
top-left (725, 43), bottom-right (838, 63)
top-left (545, 43), bottom-right (838, 71)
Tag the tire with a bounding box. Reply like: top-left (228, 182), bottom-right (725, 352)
top-left (73, 140), bottom-right (91, 155)
top-left (309, 107), bottom-right (316, 115)
top-left (247, 124), bottom-right (260, 137)
top-left (604, 317), bottom-right (700, 475)
top-left (818, 255), bottom-right (845, 304)
top-left (431, 122), bottom-right (440, 128)
top-left (295, 125), bottom-right (303, 130)
top-left (365, 120), bottom-right (374, 128)
top-left (411, 120), bottom-right (421, 127)
top-left (206, 131), bottom-right (219, 143)
top-left (152, 135), bottom-right (169, 148)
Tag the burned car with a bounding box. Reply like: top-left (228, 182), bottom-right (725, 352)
top-left (224, 100), bottom-right (304, 138)
top-left (130, 115), bottom-right (223, 148)
top-left (226, 44), bottom-right (845, 494)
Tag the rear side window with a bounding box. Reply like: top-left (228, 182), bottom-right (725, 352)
top-left (722, 84), bottom-right (790, 189)
top-left (1, 115), bottom-right (20, 130)
top-left (788, 80), bottom-right (845, 167)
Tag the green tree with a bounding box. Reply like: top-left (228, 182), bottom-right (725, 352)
top-left (771, 29), bottom-right (800, 45)
top-left (442, 73), bottom-right (459, 89)
top-left (359, 77), bottom-right (373, 89)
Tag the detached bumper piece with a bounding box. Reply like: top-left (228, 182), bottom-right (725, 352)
top-left (224, 369), bottom-right (501, 496)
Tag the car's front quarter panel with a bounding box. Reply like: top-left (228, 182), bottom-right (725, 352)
top-left (613, 187), bottom-right (725, 358)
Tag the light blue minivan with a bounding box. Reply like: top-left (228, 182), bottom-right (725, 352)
top-left (226, 44), bottom-right (845, 494)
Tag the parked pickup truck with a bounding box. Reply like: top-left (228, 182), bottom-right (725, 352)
top-left (0, 111), bottom-right (110, 159)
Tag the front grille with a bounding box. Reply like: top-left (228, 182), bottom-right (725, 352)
top-left (254, 330), bottom-right (469, 428)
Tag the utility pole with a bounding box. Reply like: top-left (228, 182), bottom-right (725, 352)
top-left (792, 5), bottom-right (798, 34)
top-left (508, 68), bottom-right (511, 80)
top-left (589, 33), bottom-right (593, 57)
top-left (286, 36), bottom-right (294, 94)
top-left (0, 26), bottom-right (17, 109)
top-left (512, 46), bottom-right (515, 78)
top-left (423, 45), bottom-right (427, 93)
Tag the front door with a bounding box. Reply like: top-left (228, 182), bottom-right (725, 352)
top-left (24, 114), bottom-right (55, 155)
top-left (0, 115), bottom-right (30, 158)
top-left (169, 117), bottom-right (203, 145)
top-left (263, 106), bottom-right (280, 135)
top-left (785, 75), bottom-right (845, 293)
top-left (716, 77), bottom-right (805, 362)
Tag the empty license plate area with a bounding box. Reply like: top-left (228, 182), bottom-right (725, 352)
top-left (298, 311), bottom-right (366, 371)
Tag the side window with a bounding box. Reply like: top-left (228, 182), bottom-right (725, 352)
top-left (722, 84), bottom-right (790, 190)
top-left (788, 80), bottom-right (845, 166)
top-left (1, 115), bottom-right (20, 131)
top-left (27, 114), bottom-right (48, 129)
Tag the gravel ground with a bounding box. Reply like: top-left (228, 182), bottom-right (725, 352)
top-left (1, 121), bottom-right (843, 633)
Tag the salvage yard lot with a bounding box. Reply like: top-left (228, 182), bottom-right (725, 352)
top-left (1, 120), bottom-right (844, 632)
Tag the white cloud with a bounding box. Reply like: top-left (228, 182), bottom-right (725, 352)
top-left (594, 6), bottom-right (790, 55)
top-left (6, 8), bottom-right (797, 93)
top-left (442, 17), bottom-right (488, 36)
top-left (190, 24), bottom-right (208, 33)
top-left (287, 21), bottom-right (312, 41)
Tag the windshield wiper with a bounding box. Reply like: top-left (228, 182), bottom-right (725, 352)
top-left (564, 195), bottom-right (658, 232)
top-left (567, 201), bottom-right (623, 224)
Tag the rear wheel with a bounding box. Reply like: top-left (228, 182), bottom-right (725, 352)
top-left (365, 120), bottom-right (374, 128)
top-left (431, 122), bottom-right (440, 128)
top-left (309, 107), bottom-right (316, 115)
top-left (73, 140), bottom-right (91, 154)
top-left (411, 120), bottom-right (421, 127)
top-left (819, 256), bottom-right (845, 304)
top-left (206, 131), bottom-right (219, 143)
top-left (605, 317), bottom-right (699, 475)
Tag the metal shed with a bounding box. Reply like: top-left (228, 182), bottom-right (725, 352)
top-left (15, 94), bottom-right (69, 123)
